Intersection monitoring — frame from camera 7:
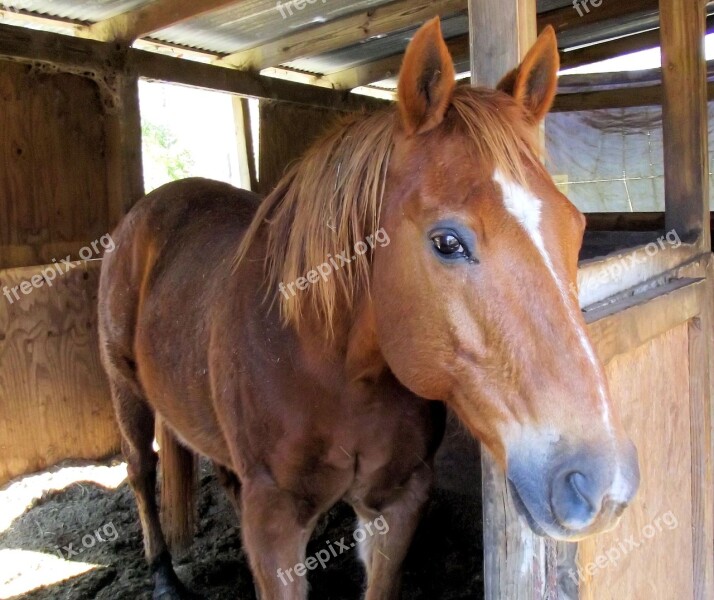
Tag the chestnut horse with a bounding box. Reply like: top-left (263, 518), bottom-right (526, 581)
top-left (98, 18), bottom-right (639, 600)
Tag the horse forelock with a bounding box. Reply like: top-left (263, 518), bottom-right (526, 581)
top-left (234, 86), bottom-right (540, 337)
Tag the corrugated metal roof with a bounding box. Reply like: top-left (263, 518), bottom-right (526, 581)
top-left (0, 0), bottom-right (689, 89)
top-left (151, 0), bottom-right (390, 54)
top-left (3, 0), bottom-right (148, 22)
top-left (285, 12), bottom-right (468, 75)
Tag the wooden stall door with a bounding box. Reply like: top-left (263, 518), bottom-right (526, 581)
top-left (578, 266), bottom-right (714, 599)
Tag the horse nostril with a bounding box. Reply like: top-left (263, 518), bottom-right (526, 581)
top-left (568, 472), bottom-right (592, 507)
top-left (551, 470), bottom-right (598, 531)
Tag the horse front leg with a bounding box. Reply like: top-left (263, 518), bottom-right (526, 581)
top-left (355, 463), bottom-right (433, 600)
top-left (240, 477), bottom-right (319, 600)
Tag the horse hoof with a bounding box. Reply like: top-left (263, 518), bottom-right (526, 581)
top-left (152, 565), bottom-right (195, 600)
top-left (153, 581), bottom-right (199, 600)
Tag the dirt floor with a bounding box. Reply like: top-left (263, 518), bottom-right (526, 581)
top-left (0, 417), bottom-right (484, 600)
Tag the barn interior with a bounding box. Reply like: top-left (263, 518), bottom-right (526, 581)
top-left (0, 1), bottom-right (712, 599)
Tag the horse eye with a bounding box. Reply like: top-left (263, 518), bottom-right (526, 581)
top-left (433, 233), bottom-right (462, 254)
top-left (431, 229), bottom-right (467, 258)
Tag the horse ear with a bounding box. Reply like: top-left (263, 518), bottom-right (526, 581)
top-left (497, 26), bottom-right (559, 123)
top-left (397, 17), bottom-right (456, 136)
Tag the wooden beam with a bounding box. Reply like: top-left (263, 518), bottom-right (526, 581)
top-left (321, 0), bottom-right (683, 91)
top-left (324, 36), bottom-right (469, 90)
top-left (560, 27), bottom-right (661, 70)
top-left (132, 46), bottom-right (385, 110)
top-left (325, 25), bottom-right (694, 90)
top-left (660, 0), bottom-right (710, 246)
top-left (215, 0), bottom-right (466, 71)
top-left (468, 1), bottom-right (569, 599)
top-left (216, 0), bottom-right (666, 84)
top-left (78, 0), bottom-right (242, 43)
top-left (585, 277), bottom-right (703, 363)
top-left (553, 81), bottom-right (714, 111)
top-left (0, 23), bottom-right (385, 112)
top-left (561, 15), bottom-right (714, 70)
top-left (539, 0), bottom-right (658, 37)
top-left (584, 212), bottom-right (666, 231)
top-left (561, 14), bottom-right (714, 71)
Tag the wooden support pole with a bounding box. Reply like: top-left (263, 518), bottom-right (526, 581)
top-left (104, 73), bottom-right (145, 226)
top-left (231, 96), bottom-right (257, 192)
top-left (660, 0), bottom-right (710, 247)
top-left (468, 0), bottom-right (536, 89)
top-left (469, 1), bottom-right (571, 598)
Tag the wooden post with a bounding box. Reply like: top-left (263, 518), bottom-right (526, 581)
top-left (104, 72), bottom-right (145, 227)
top-left (232, 96), bottom-right (258, 192)
top-left (468, 0), bottom-right (536, 89)
top-left (660, 0), bottom-right (710, 248)
top-left (469, 1), bottom-right (570, 598)
top-left (659, 8), bottom-right (713, 594)
top-left (688, 256), bottom-right (714, 600)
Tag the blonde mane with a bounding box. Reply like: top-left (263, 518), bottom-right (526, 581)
top-left (235, 86), bottom-right (540, 335)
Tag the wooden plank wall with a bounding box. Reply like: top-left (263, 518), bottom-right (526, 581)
top-left (579, 323), bottom-right (693, 599)
top-left (0, 261), bottom-right (118, 485)
top-left (0, 62), bottom-right (108, 270)
top-left (0, 60), bottom-right (142, 485)
top-left (257, 100), bottom-right (338, 196)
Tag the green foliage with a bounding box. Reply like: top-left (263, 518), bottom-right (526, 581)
top-left (141, 121), bottom-right (195, 191)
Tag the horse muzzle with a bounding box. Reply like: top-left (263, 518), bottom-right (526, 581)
top-left (506, 438), bottom-right (640, 541)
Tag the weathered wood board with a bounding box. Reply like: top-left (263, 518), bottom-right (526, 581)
top-left (0, 261), bottom-right (119, 486)
top-left (0, 61), bottom-right (111, 270)
top-left (257, 100), bottom-right (337, 195)
top-left (577, 323), bottom-right (693, 599)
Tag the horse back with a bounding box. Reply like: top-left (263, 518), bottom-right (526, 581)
top-left (98, 178), bottom-right (261, 461)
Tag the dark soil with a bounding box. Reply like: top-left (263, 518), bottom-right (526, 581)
top-left (1, 415), bottom-right (484, 600)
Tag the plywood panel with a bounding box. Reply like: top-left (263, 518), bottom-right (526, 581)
top-left (578, 324), bottom-right (693, 599)
top-left (0, 61), bottom-right (109, 269)
top-left (257, 100), bottom-right (336, 195)
top-left (0, 261), bottom-right (119, 485)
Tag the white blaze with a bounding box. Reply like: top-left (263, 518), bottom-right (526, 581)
top-left (494, 170), bottom-right (626, 498)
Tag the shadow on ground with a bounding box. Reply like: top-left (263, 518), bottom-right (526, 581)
top-left (1, 414), bottom-right (483, 600)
